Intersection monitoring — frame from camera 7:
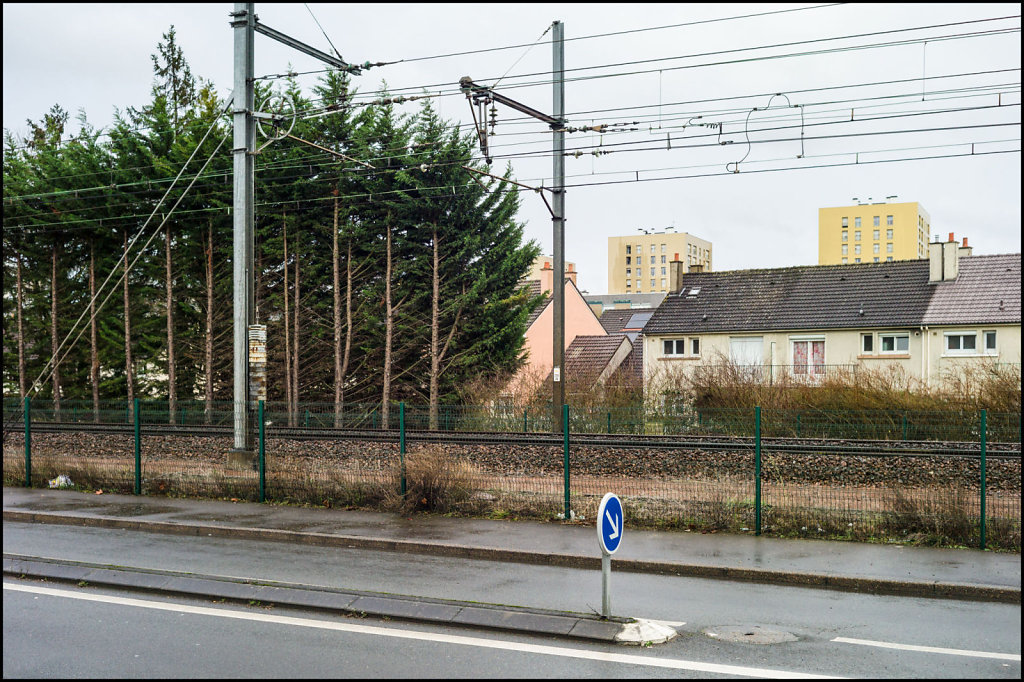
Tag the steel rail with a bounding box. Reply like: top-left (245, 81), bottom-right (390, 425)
top-left (10, 421), bottom-right (1021, 459)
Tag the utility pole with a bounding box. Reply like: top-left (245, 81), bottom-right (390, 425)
top-left (459, 20), bottom-right (567, 433)
top-left (230, 3), bottom-right (255, 458)
top-left (229, 3), bottom-right (366, 460)
top-left (551, 20), bottom-right (565, 432)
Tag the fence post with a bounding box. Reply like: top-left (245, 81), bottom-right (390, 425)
top-left (24, 397), bottom-right (31, 487)
top-left (563, 404), bottom-right (570, 521)
top-left (523, 408), bottom-right (528, 433)
top-left (133, 398), bottom-right (141, 495)
top-left (796, 412), bottom-right (801, 438)
top-left (902, 412), bottom-right (908, 441)
top-left (755, 405), bottom-right (762, 536)
top-left (980, 409), bottom-right (987, 550)
top-left (258, 400), bottom-right (266, 503)
top-left (607, 411), bottom-right (612, 434)
top-left (399, 402), bottom-right (406, 498)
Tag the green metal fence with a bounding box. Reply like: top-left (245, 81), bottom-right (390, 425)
top-left (3, 397), bottom-right (1019, 551)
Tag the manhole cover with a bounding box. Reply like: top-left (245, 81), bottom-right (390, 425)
top-left (704, 625), bottom-right (797, 644)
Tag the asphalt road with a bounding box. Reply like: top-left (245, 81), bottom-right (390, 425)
top-left (4, 522), bottom-right (1021, 678)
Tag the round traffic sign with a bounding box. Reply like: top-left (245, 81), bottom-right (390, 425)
top-left (597, 492), bottom-right (623, 555)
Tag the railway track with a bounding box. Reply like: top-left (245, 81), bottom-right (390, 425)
top-left (6, 420), bottom-right (1020, 458)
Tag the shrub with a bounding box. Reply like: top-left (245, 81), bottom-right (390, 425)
top-left (387, 445), bottom-right (479, 514)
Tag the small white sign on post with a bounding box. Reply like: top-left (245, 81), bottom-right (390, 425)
top-left (597, 493), bottom-right (623, 618)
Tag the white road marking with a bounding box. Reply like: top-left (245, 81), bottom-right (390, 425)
top-left (832, 637), bottom-right (1021, 661)
top-left (5, 582), bottom-right (839, 679)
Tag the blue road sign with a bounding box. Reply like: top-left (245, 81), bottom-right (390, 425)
top-left (597, 492), bottom-right (623, 555)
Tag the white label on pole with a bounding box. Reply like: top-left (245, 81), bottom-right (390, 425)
top-left (553, 367), bottom-right (561, 382)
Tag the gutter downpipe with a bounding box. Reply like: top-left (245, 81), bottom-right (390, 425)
top-left (920, 326), bottom-right (929, 386)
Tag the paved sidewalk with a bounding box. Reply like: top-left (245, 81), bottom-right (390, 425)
top-left (4, 487), bottom-right (1020, 607)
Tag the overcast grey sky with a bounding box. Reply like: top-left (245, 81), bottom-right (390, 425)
top-left (4, 3), bottom-right (1020, 294)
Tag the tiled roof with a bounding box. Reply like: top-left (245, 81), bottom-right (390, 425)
top-left (524, 279), bottom-right (548, 328)
top-left (599, 309), bottom-right (633, 334)
top-left (609, 335), bottom-right (644, 384)
top-left (564, 335), bottom-right (632, 388)
top-left (643, 254), bottom-right (1021, 335)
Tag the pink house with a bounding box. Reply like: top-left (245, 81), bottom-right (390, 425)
top-left (505, 262), bottom-right (608, 401)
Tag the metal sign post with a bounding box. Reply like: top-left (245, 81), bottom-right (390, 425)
top-left (596, 492), bottom-right (623, 619)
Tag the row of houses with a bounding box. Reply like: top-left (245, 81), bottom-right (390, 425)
top-left (509, 235), bottom-right (1021, 402)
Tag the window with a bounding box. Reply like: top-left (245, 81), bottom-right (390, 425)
top-left (855, 230), bottom-right (861, 241)
top-left (625, 245), bottom-right (631, 255)
top-left (984, 331), bottom-right (997, 353)
top-left (625, 279), bottom-right (631, 288)
top-left (842, 244), bottom-right (848, 255)
top-left (873, 257), bottom-right (879, 262)
top-left (855, 258), bottom-right (861, 263)
top-left (691, 338), bottom-right (700, 355)
top-left (792, 339), bottom-right (825, 375)
top-left (660, 267), bottom-right (666, 275)
top-left (626, 268), bottom-right (631, 276)
top-left (842, 230), bottom-right (848, 242)
top-left (650, 244), bottom-right (656, 253)
top-left (886, 243), bottom-right (893, 253)
top-left (887, 215), bottom-right (894, 226)
top-left (842, 217), bottom-right (849, 227)
top-left (862, 334), bottom-right (873, 353)
top-left (650, 267), bottom-right (655, 276)
top-left (880, 333), bottom-right (909, 353)
top-left (625, 256), bottom-right (631, 265)
top-left (660, 278), bottom-right (666, 289)
top-left (663, 339), bottom-right (687, 356)
top-left (842, 257), bottom-right (848, 264)
top-left (886, 228), bottom-right (893, 239)
top-left (650, 255), bottom-right (656, 265)
top-left (945, 332), bottom-right (977, 355)
top-left (650, 278), bottom-right (656, 288)
top-left (873, 229), bottom-right (880, 241)
top-left (855, 217), bottom-right (862, 227)
top-left (661, 255), bottom-right (666, 264)
top-left (873, 216), bottom-right (880, 227)
top-left (873, 243), bottom-right (880, 254)
top-left (855, 245), bottom-right (861, 255)
top-left (661, 244), bottom-right (666, 253)
top-left (886, 256), bottom-right (893, 262)
top-left (636, 244), bottom-right (642, 254)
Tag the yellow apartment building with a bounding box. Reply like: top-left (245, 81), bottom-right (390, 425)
top-left (608, 231), bottom-right (712, 294)
top-left (819, 200), bottom-right (931, 265)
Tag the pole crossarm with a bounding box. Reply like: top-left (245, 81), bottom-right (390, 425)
top-left (253, 20), bottom-right (359, 73)
top-left (459, 77), bottom-right (564, 128)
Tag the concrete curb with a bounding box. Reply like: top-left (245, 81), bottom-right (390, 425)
top-left (5, 510), bottom-right (1019, 605)
top-left (3, 553), bottom-right (638, 643)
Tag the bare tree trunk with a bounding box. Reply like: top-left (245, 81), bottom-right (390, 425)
top-left (429, 230), bottom-right (441, 430)
top-left (90, 242), bottom-right (99, 422)
top-left (123, 232), bottom-right (135, 412)
top-left (293, 235), bottom-right (300, 421)
top-left (381, 219), bottom-right (393, 429)
top-left (428, 228), bottom-right (463, 431)
top-left (165, 223), bottom-right (176, 423)
top-left (50, 240), bottom-right (61, 416)
top-left (283, 214), bottom-right (292, 426)
top-left (333, 193), bottom-right (342, 426)
top-left (16, 250), bottom-right (26, 400)
top-left (341, 240), bottom-right (353, 416)
top-left (204, 219), bottom-right (214, 422)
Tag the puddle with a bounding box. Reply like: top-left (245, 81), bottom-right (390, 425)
top-left (704, 625), bottom-right (797, 644)
top-left (99, 504), bottom-right (181, 517)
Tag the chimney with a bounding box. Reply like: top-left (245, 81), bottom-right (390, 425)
top-left (540, 260), bottom-right (553, 294)
top-left (929, 233), bottom-right (961, 283)
top-left (689, 264), bottom-right (704, 273)
top-left (565, 262), bottom-right (577, 285)
top-left (669, 252), bottom-right (685, 294)
top-left (958, 235), bottom-right (973, 259)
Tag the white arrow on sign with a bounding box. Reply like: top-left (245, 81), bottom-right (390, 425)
top-left (606, 509), bottom-right (620, 540)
